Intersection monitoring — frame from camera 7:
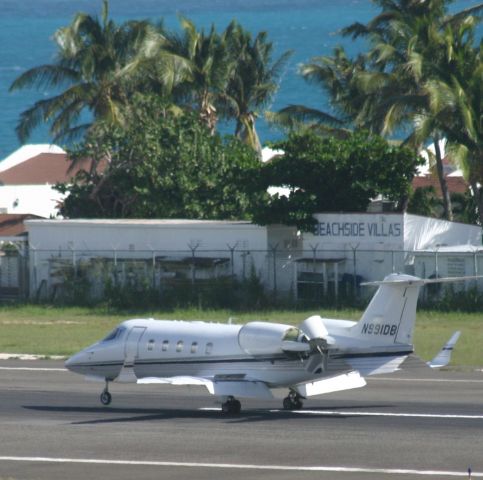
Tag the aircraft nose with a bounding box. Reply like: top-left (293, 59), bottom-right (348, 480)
top-left (65, 350), bottom-right (90, 373)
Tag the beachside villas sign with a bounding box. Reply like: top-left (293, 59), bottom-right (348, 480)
top-left (310, 213), bottom-right (403, 241)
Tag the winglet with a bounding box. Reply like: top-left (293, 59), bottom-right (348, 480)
top-left (427, 331), bottom-right (461, 368)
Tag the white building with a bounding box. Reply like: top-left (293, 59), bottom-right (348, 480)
top-left (0, 144), bottom-right (97, 219)
top-left (296, 213), bottom-right (482, 298)
top-left (25, 219), bottom-right (298, 300)
top-left (24, 215), bottom-right (481, 301)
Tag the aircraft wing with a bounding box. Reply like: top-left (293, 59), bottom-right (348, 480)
top-left (427, 331), bottom-right (461, 368)
top-left (137, 375), bottom-right (273, 399)
top-left (293, 371), bottom-right (366, 398)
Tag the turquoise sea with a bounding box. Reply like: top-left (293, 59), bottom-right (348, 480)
top-left (0, 0), bottom-right (479, 160)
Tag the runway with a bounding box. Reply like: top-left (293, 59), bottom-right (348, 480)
top-left (1, 358), bottom-right (483, 480)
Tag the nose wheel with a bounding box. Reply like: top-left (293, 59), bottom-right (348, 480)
top-left (100, 380), bottom-right (112, 405)
top-left (221, 396), bottom-right (241, 414)
top-left (283, 390), bottom-right (303, 410)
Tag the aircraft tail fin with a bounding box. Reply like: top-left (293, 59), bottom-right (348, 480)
top-left (350, 274), bottom-right (478, 347)
top-left (427, 331), bottom-right (461, 368)
top-left (349, 274), bottom-right (422, 346)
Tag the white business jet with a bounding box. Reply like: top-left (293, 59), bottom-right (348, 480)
top-left (65, 273), bottom-right (468, 413)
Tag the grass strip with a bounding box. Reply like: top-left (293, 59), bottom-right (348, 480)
top-left (0, 305), bottom-right (480, 367)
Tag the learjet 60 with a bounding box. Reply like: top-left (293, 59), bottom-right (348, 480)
top-left (65, 273), bottom-right (467, 413)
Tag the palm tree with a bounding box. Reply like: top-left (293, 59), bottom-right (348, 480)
top-left (266, 46), bottom-right (352, 136)
top-left (9, 0), bottom-right (160, 149)
top-left (351, 0), bottom-right (483, 221)
top-left (276, 0), bottom-right (482, 220)
top-left (419, 20), bottom-right (483, 223)
top-left (164, 17), bottom-right (232, 134)
top-left (222, 22), bottom-right (292, 157)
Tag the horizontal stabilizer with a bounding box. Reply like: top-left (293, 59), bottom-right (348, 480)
top-left (428, 331), bottom-right (461, 368)
top-left (294, 371), bottom-right (366, 398)
top-left (362, 275), bottom-right (482, 287)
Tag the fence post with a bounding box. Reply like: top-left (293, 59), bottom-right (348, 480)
top-left (309, 243), bottom-right (319, 273)
top-left (269, 243), bottom-right (279, 295)
top-left (227, 242), bottom-right (238, 278)
top-left (69, 244), bottom-right (77, 278)
top-left (150, 247), bottom-right (156, 289)
top-left (434, 247), bottom-right (440, 278)
top-left (188, 241), bottom-right (200, 285)
top-left (30, 245), bottom-right (37, 300)
top-left (240, 250), bottom-right (251, 281)
top-left (350, 243), bottom-right (359, 295)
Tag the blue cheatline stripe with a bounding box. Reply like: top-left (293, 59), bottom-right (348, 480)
top-left (68, 350), bottom-right (411, 370)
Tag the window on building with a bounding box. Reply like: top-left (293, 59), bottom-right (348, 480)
top-left (191, 342), bottom-right (198, 354)
top-left (205, 342), bottom-right (213, 355)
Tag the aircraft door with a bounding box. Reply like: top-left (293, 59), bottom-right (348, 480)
top-left (124, 326), bottom-right (146, 366)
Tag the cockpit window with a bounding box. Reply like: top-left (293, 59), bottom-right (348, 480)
top-left (101, 327), bottom-right (125, 343)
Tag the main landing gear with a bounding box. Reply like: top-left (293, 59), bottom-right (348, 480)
top-left (283, 390), bottom-right (303, 410)
top-left (100, 380), bottom-right (112, 406)
top-left (221, 396), bottom-right (241, 414)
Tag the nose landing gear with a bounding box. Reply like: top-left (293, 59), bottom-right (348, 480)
top-left (283, 390), bottom-right (303, 410)
top-left (100, 380), bottom-right (112, 405)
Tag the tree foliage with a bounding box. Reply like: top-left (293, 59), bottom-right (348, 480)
top-left (270, 0), bottom-right (482, 223)
top-left (253, 131), bottom-right (422, 230)
top-left (56, 96), bottom-right (266, 219)
top-left (9, 0), bottom-right (162, 144)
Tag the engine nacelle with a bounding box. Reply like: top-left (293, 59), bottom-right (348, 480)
top-left (238, 322), bottom-right (308, 355)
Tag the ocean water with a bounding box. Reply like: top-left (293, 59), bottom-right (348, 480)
top-left (0, 0), bottom-right (479, 160)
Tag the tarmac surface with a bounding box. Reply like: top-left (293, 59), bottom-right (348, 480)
top-left (1, 358), bottom-right (483, 480)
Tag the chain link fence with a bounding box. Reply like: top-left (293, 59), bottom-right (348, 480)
top-left (5, 245), bottom-right (478, 309)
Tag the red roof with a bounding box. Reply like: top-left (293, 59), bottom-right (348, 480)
top-left (412, 175), bottom-right (469, 196)
top-left (0, 214), bottom-right (43, 236)
top-left (0, 153), bottom-right (96, 185)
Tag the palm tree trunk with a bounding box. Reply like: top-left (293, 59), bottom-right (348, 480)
top-left (470, 180), bottom-right (483, 226)
top-left (433, 136), bottom-right (453, 221)
top-left (236, 114), bottom-right (262, 160)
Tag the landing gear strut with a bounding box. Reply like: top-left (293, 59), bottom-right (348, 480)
top-left (283, 390), bottom-right (303, 410)
top-left (100, 380), bottom-right (112, 406)
top-left (221, 396), bottom-right (241, 414)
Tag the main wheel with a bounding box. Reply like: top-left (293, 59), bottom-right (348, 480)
top-left (231, 399), bottom-right (241, 414)
top-left (221, 397), bottom-right (241, 414)
top-left (283, 397), bottom-right (293, 410)
top-left (100, 390), bottom-right (112, 406)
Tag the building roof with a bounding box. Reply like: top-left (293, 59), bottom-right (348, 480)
top-left (0, 144), bottom-right (103, 186)
top-left (25, 218), bottom-right (256, 228)
top-left (412, 175), bottom-right (469, 195)
top-left (0, 214), bottom-right (43, 236)
top-left (0, 144), bottom-right (65, 173)
top-left (0, 152), bottom-right (93, 185)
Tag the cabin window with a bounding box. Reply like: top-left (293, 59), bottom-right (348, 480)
top-left (162, 340), bottom-right (169, 352)
top-left (205, 342), bottom-right (213, 355)
top-left (147, 339), bottom-right (155, 351)
top-left (191, 342), bottom-right (198, 354)
top-left (176, 340), bottom-right (184, 352)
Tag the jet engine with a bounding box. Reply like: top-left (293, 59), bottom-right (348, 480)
top-left (237, 322), bottom-right (310, 356)
top-left (298, 315), bottom-right (334, 373)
